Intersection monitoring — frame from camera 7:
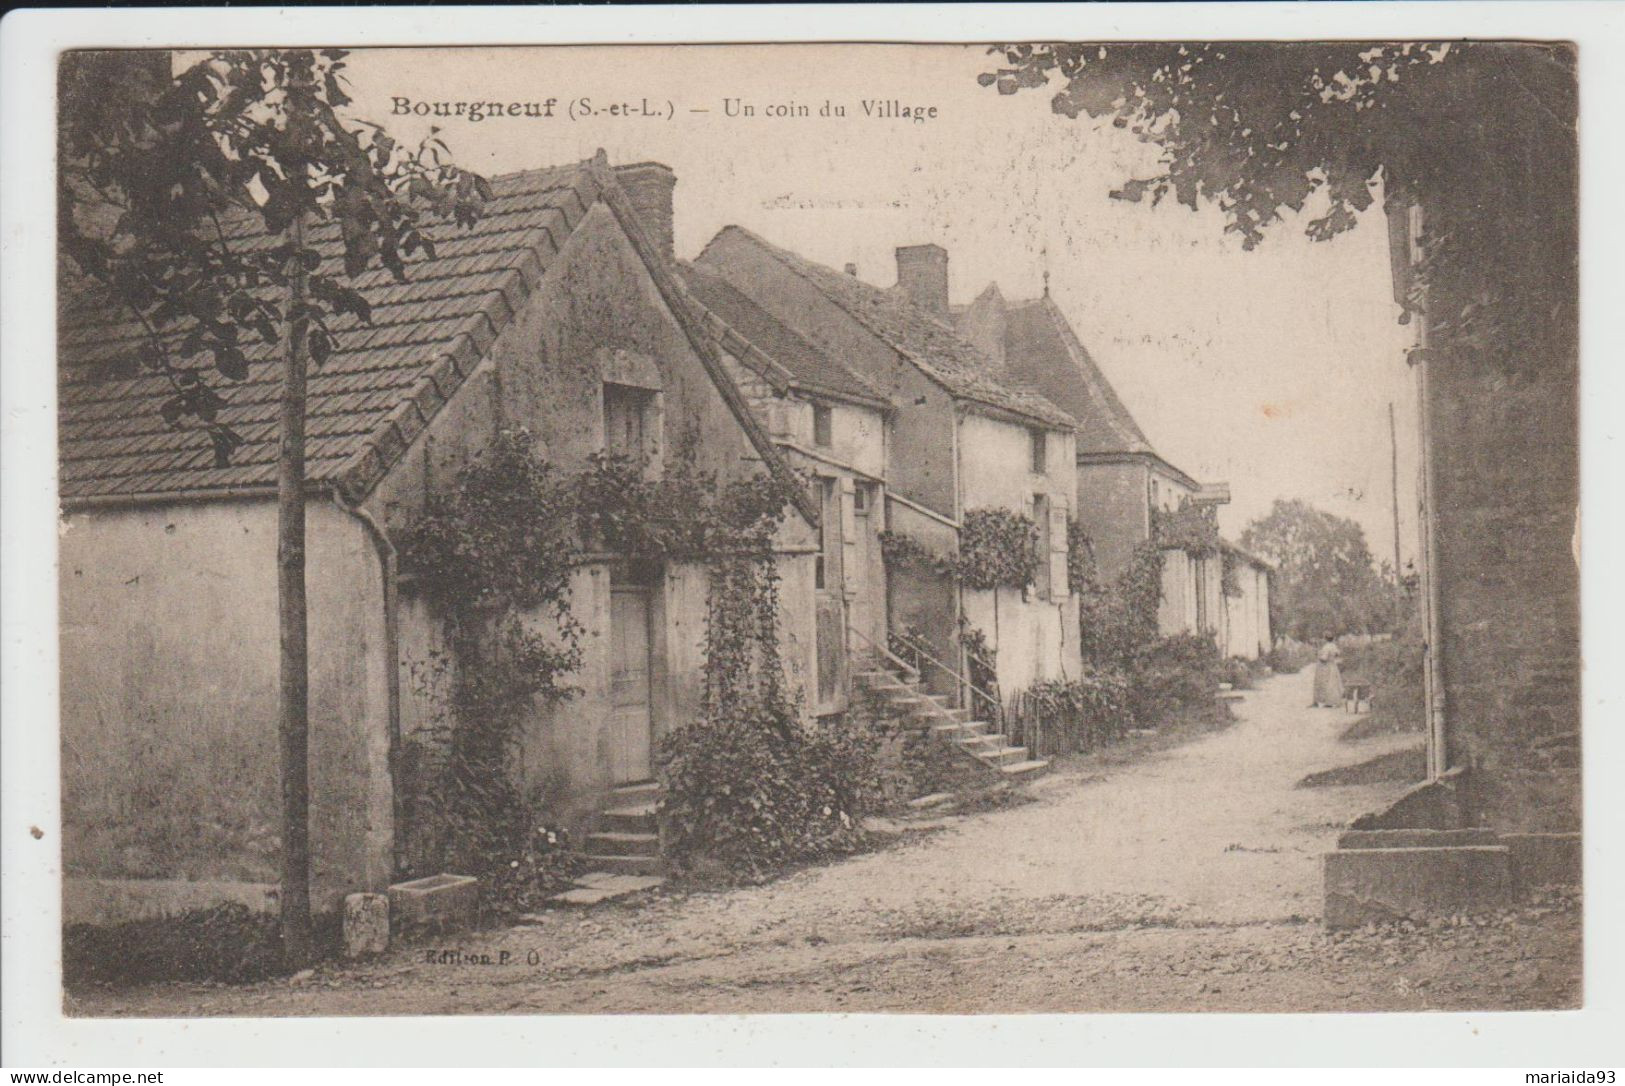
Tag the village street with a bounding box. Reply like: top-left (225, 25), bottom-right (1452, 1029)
top-left (70, 670), bottom-right (1579, 1018)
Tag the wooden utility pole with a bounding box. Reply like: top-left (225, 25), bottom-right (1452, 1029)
top-left (1389, 401), bottom-right (1403, 626)
top-left (277, 209), bottom-right (313, 965)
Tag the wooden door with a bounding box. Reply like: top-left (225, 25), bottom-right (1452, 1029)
top-left (609, 585), bottom-right (654, 783)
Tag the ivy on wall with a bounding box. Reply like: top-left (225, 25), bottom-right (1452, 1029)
top-left (1072, 515), bottom-right (1164, 671)
top-left (957, 508), bottom-right (1041, 591)
top-left (879, 506), bottom-right (1040, 592)
top-left (1150, 501), bottom-right (1221, 557)
top-left (396, 430), bottom-right (802, 888)
top-left (397, 429), bottom-right (586, 884)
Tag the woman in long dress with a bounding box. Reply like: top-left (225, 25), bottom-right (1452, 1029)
top-left (1312, 633), bottom-right (1344, 708)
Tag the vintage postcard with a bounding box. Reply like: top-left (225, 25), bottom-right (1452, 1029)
top-left (6, 9), bottom-right (1598, 1058)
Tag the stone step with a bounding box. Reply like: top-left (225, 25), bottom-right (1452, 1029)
top-left (584, 831), bottom-right (659, 857)
top-left (599, 804), bottom-right (657, 833)
top-left (933, 719), bottom-right (989, 738)
top-left (579, 852), bottom-right (666, 876)
top-left (958, 734), bottom-right (1001, 752)
top-left (537, 872), bottom-right (666, 910)
top-left (611, 780), bottom-right (660, 802)
top-left (1000, 758), bottom-right (1050, 779)
top-left (981, 745), bottom-right (1032, 767)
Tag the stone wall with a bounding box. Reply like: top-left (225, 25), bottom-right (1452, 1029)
top-left (59, 499), bottom-right (393, 917)
top-left (1074, 459), bottom-right (1148, 584)
top-left (1429, 359), bottom-right (1579, 833)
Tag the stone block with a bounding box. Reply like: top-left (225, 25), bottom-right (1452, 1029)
top-left (1335, 828), bottom-right (1499, 850)
top-left (1348, 769), bottom-right (1464, 831)
top-left (1504, 832), bottom-right (1582, 888)
top-left (388, 873), bottom-right (479, 930)
top-left (342, 892), bottom-right (390, 958)
top-left (1323, 845), bottom-right (1512, 929)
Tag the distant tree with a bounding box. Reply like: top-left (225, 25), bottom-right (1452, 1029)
top-left (58, 49), bottom-right (488, 963)
top-left (978, 42), bottom-right (1576, 377)
top-left (1240, 499), bottom-right (1392, 641)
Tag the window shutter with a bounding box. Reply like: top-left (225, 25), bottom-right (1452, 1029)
top-left (1048, 502), bottom-right (1070, 597)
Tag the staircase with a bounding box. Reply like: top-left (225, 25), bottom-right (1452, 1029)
top-left (854, 658), bottom-right (1049, 780)
top-left (581, 781), bottom-right (665, 876)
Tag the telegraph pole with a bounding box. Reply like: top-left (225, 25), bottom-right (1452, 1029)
top-left (1389, 401), bottom-right (1402, 627)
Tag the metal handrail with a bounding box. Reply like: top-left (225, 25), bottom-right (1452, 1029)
top-left (846, 624), bottom-right (923, 684)
top-left (885, 629), bottom-right (1007, 740)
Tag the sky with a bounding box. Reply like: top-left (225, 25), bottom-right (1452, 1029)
top-left (337, 44), bottom-right (1420, 569)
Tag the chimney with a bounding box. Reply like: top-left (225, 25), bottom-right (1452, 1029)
top-left (844, 263), bottom-right (858, 277)
top-left (614, 162), bottom-right (676, 264)
top-left (896, 243), bottom-right (949, 318)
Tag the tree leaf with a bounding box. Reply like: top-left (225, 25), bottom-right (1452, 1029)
top-left (213, 345), bottom-right (248, 381)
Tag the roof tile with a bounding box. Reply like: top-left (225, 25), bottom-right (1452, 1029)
top-left (700, 226), bottom-right (1075, 428)
top-left (58, 159), bottom-right (597, 503)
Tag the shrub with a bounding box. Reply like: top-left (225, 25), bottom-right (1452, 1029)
top-left (1128, 633), bottom-right (1222, 724)
top-left (658, 701), bottom-right (876, 879)
top-left (479, 822), bottom-right (582, 917)
top-left (1339, 631), bottom-right (1425, 740)
top-left (62, 903), bottom-right (333, 988)
top-left (846, 687), bottom-right (990, 803)
top-left (1265, 638), bottom-right (1316, 674)
top-left (1219, 656), bottom-right (1257, 690)
top-left (1014, 670), bottom-right (1132, 755)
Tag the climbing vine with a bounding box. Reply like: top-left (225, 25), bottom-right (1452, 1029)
top-left (1221, 550), bottom-right (1244, 599)
top-left (957, 508), bottom-right (1041, 590)
top-left (1151, 501), bottom-right (1221, 557)
top-left (396, 431), bottom-right (803, 887)
top-left (879, 507), bottom-right (1040, 591)
top-left (397, 429), bottom-right (585, 883)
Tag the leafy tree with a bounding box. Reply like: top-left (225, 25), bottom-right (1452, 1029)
top-left (979, 42), bottom-right (1576, 377)
top-left (1240, 499), bottom-right (1393, 641)
top-left (58, 49), bottom-right (487, 963)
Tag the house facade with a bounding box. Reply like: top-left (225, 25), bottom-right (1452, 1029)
top-left (696, 233), bottom-right (1083, 703)
top-left (955, 286), bottom-right (1271, 658)
top-left (57, 155), bottom-right (820, 922)
top-left (677, 261), bottom-right (894, 716)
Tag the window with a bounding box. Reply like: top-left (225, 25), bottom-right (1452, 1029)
top-left (1029, 427), bottom-right (1047, 475)
top-left (1033, 493), bottom-right (1052, 599)
top-left (604, 383), bottom-right (656, 460)
top-left (814, 477), bottom-right (840, 591)
top-left (812, 403), bottom-right (834, 447)
top-left (853, 481), bottom-right (874, 515)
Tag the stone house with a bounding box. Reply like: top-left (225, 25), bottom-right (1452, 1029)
top-left (954, 285), bottom-right (1271, 658)
top-left (56, 154), bottom-right (822, 923)
top-left (696, 233), bottom-right (1083, 703)
top-left (677, 262), bottom-right (894, 717)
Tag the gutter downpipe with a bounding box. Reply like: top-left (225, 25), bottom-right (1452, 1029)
top-left (333, 489), bottom-right (405, 880)
top-left (1402, 202), bottom-right (1450, 781)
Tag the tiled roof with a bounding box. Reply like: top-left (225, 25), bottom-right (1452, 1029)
top-left (1221, 538), bottom-right (1275, 572)
top-left (675, 262), bottom-right (889, 408)
top-left (997, 294), bottom-right (1157, 457)
top-left (59, 161), bottom-right (599, 503)
top-left (699, 226), bottom-right (1076, 429)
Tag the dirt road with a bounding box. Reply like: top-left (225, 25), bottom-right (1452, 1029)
top-left (71, 670), bottom-right (1581, 1016)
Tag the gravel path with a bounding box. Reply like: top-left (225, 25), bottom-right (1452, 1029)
top-left (71, 670), bottom-right (1580, 1016)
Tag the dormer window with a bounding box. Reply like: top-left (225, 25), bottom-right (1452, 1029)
top-left (813, 403), bottom-right (834, 448)
top-left (1029, 427), bottom-right (1047, 475)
